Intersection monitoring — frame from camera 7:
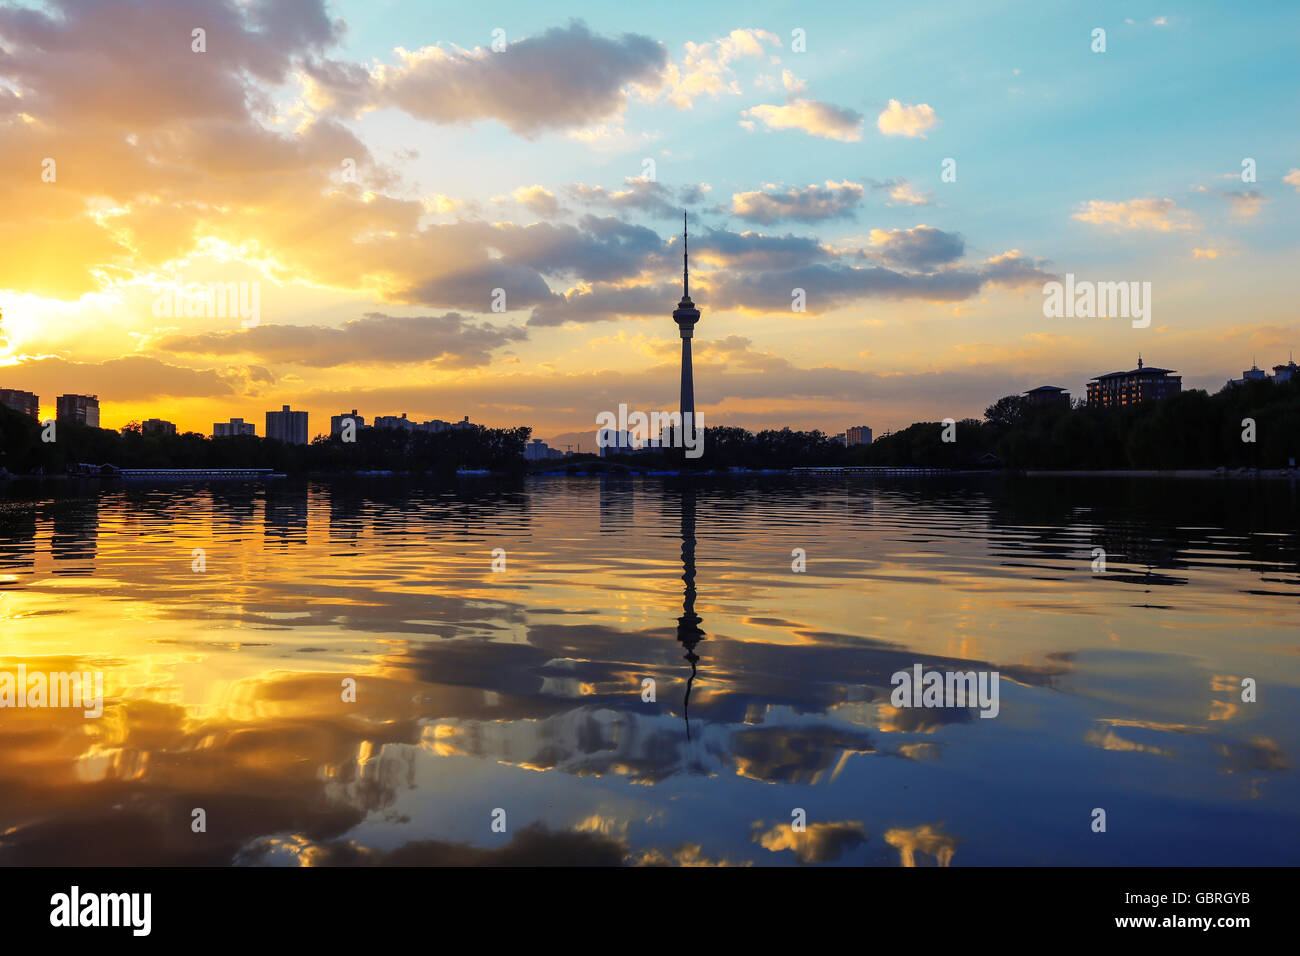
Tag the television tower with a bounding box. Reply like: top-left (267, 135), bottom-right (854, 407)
top-left (672, 211), bottom-right (700, 442)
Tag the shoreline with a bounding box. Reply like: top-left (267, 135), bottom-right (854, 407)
top-left (2, 466), bottom-right (1297, 485)
top-left (1019, 468), bottom-right (1299, 479)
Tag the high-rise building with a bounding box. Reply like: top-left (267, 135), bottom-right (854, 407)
top-left (265, 405), bottom-right (308, 444)
top-left (56, 394), bottom-right (100, 427)
top-left (373, 413), bottom-right (415, 431)
top-left (1086, 357), bottom-right (1181, 408)
top-left (213, 417), bottom-right (255, 437)
top-left (140, 418), bottom-right (177, 436)
top-left (1228, 356), bottom-right (1298, 387)
top-left (0, 388), bottom-right (39, 419)
top-left (845, 425), bottom-right (873, 446)
top-left (524, 438), bottom-right (564, 461)
top-left (331, 409), bottom-right (367, 436)
top-left (597, 428), bottom-right (638, 456)
top-left (1023, 386), bottom-right (1070, 408)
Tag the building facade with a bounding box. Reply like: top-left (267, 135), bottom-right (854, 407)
top-left (56, 394), bottom-right (100, 427)
top-left (0, 388), bottom-right (39, 419)
top-left (1024, 385), bottom-right (1070, 408)
top-left (141, 418), bottom-right (177, 436)
top-left (265, 405), bottom-right (309, 444)
top-left (373, 413), bottom-right (415, 431)
top-left (524, 438), bottom-right (564, 461)
top-left (845, 425), bottom-right (873, 446)
top-left (330, 409), bottom-right (367, 436)
top-left (213, 417), bottom-right (256, 437)
top-left (1227, 357), bottom-right (1298, 387)
top-left (1086, 358), bottom-right (1181, 408)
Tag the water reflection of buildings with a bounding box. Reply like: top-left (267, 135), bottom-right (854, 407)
top-left (264, 485), bottom-right (309, 545)
top-left (49, 498), bottom-right (100, 573)
top-left (598, 473), bottom-right (634, 535)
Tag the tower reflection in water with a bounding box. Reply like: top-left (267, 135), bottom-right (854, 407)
top-left (675, 486), bottom-right (705, 740)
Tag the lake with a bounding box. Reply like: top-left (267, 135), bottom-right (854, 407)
top-left (1, 475), bottom-right (1297, 866)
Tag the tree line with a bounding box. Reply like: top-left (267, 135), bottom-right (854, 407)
top-left (586, 378), bottom-right (1300, 471)
top-left (868, 377), bottom-right (1299, 469)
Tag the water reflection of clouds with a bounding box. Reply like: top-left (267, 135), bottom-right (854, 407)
top-left (0, 476), bottom-right (1296, 865)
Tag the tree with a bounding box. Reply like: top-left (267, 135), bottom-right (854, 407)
top-left (984, 394), bottom-right (1031, 430)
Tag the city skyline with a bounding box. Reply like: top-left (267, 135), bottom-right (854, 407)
top-left (5, 346), bottom-right (1290, 448)
top-left (1, 2), bottom-right (1298, 445)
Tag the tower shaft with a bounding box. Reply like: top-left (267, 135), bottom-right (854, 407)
top-left (672, 211), bottom-right (701, 450)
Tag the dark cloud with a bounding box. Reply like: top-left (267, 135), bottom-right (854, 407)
top-left (728, 181), bottom-right (864, 224)
top-left (689, 227), bottom-right (827, 271)
top-left (0, 0), bottom-right (342, 126)
top-left (528, 282), bottom-right (676, 327)
top-left (158, 312), bottom-right (527, 369)
top-left (499, 215), bottom-right (663, 281)
top-left (865, 225), bottom-right (964, 270)
top-left (0, 355), bottom-right (237, 401)
top-left (710, 262), bottom-right (982, 312)
top-left (978, 250), bottom-right (1058, 290)
top-left (568, 179), bottom-right (706, 218)
top-left (307, 21), bottom-right (667, 137)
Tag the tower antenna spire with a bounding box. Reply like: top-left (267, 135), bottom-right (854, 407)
top-left (683, 210), bottom-right (689, 299)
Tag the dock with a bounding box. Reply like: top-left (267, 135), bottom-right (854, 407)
top-left (790, 466), bottom-right (951, 477)
top-left (116, 468), bottom-right (283, 481)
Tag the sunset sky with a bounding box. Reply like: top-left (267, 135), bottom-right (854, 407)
top-left (1, 0), bottom-right (1297, 447)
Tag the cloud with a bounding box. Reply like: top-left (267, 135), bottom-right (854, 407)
top-left (871, 178), bottom-right (933, 207)
top-left (709, 261), bottom-right (983, 312)
top-left (496, 185), bottom-right (560, 216)
top-left (527, 283), bottom-right (676, 327)
top-left (1284, 169), bottom-right (1300, 193)
top-left (661, 28), bottom-right (781, 109)
top-left (978, 249), bottom-right (1057, 289)
top-left (0, 355), bottom-right (238, 401)
top-left (728, 181), bottom-right (865, 224)
top-left (1192, 248), bottom-right (1221, 259)
top-left (0, 0), bottom-right (376, 298)
top-left (741, 98), bottom-right (864, 142)
top-left (690, 227), bottom-right (827, 271)
top-left (157, 312), bottom-right (526, 369)
top-left (567, 179), bottom-right (707, 217)
top-left (1072, 198), bottom-right (1198, 232)
top-left (866, 226), bottom-right (964, 269)
top-left (337, 216), bottom-right (669, 311)
top-left (753, 820), bottom-right (868, 863)
top-left (1220, 189), bottom-right (1268, 218)
top-left (876, 99), bottom-right (938, 138)
top-left (0, 0), bottom-right (341, 128)
top-left (883, 824), bottom-right (958, 867)
top-left (305, 21), bottom-right (667, 138)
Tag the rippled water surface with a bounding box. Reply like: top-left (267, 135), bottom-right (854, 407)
top-left (1, 475), bottom-right (1297, 866)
